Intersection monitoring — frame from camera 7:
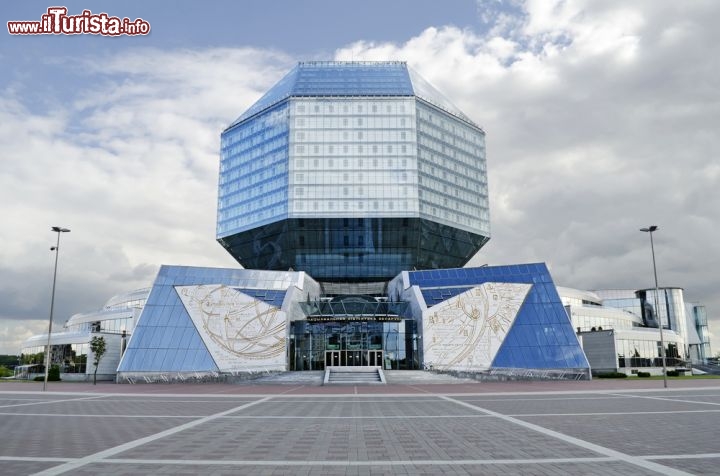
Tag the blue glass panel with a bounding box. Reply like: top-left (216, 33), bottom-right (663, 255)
top-left (118, 269), bottom-right (220, 373)
top-left (229, 66), bottom-right (299, 126)
top-left (236, 289), bottom-right (287, 307)
top-left (218, 100), bottom-right (290, 238)
top-left (491, 278), bottom-right (590, 370)
top-left (292, 62), bottom-right (412, 97)
top-left (420, 287), bottom-right (473, 306)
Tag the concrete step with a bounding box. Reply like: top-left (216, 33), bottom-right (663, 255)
top-left (324, 366), bottom-right (385, 385)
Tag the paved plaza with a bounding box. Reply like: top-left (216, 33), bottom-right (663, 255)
top-left (1, 378), bottom-right (720, 475)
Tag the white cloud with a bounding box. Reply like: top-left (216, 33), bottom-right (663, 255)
top-left (0, 47), bottom-right (294, 353)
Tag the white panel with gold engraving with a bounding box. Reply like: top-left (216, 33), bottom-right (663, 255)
top-left (176, 285), bottom-right (286, 372)
top-left (423, 283), bottom-right (531, 371)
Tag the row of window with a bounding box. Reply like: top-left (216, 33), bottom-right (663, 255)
top-left (294, 173), bottom-right (411, 185)
top-left (295, 100), bottom-right (410, 115)
top-left (294, 116), bottom-right (412, 129)
top-left (219, 178), bottom-right (288, 212)
top-left (295, 129), bottom-right (411, 142)
top-left (221, 136), bottom-right (288, 173)
top-left (218, 200), bottom-right (288, 229)
top-left (295, 157), bottom-right (412, 170)
top-left (292, 200), bottom-right (414, 213)
top-left (294, 143), bottom-right (411, 156)
top-left (294, 185), bottom-right (411, 197)
top-left (218, 206), bottom-right (287, 235)
top-left (417, 118), bottom-right (483, 156)
top-left (416, 103), bottom-right (484, 143)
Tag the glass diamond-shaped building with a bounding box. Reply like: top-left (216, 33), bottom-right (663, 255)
top-left (217, 61), bottom-right (490, 282)
top-left (114, 62), bottom-right (590, 380)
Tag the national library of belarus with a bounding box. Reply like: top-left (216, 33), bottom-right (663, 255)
top-left (20, 62), bottom-right (712, 382)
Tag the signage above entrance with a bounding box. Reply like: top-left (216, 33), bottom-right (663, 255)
top-left (306, 315), bottom-right (401, 322)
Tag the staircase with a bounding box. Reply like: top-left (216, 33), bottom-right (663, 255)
top-left (324, 366), bottom-right (385, 385)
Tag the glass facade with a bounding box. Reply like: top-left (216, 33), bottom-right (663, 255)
top-left (218, 101), bottom-right (290, 237)
top-left (288, 97), bottom-right (418, 219)
top-left (416, 101), bottom-right (489, 236)
top-left (118, 266), bottom-right (301, 374)
top-left (217, 61), bottom-right (490, 281)
top-left (20, 343), bottom-right (88, 374)
top-left (617, 337), bottom-right (684, 368)
top-left (289, 320), bottom-right (418, 370)
top-left (402, 263), bottom-right (590, 370)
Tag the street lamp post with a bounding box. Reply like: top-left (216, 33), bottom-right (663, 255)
top-left (640, 225), bottom-right (667, 389)
top-left (43, 226), bottom-right (70, 391)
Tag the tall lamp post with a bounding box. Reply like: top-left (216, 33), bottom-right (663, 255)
top-left (640, 225), bottom-right (667, 389)
top-left (43, 226), bottom-right (70, 391)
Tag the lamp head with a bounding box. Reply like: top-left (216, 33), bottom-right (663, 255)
top-left (51, 226), bottom-right (71, 233)
top-left (640, 225), bottom-right (658, 233)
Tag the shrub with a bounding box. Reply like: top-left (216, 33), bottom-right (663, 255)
top-left (597, 372), bottom-right (628, 378)
top-left (48, 365), bottom-right (61, 381)
top-left (637, 371), bottom-right (651, 378)
top-left (666, 370), bottom-right (680, 377)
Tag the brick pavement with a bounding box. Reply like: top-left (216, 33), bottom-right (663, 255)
top-left (1, 379), bottom-right (719, 475)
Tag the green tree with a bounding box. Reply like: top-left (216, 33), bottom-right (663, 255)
top-left (89, 336), bottom-right (107, 385)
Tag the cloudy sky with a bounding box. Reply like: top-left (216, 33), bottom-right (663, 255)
top-left (1, 0), bottom-right (718, 355)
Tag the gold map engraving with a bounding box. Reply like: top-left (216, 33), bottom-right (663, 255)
top-left (423, 283), bottom-right (531, 371)
top-left (177, 285), bottom-right (286, 369)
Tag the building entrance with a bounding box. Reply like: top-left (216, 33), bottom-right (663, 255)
top-left (289, 319), bottom-right (419, 371)
top-left (325, 350), bottom-right (383, 367)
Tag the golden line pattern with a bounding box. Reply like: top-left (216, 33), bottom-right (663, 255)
top-left (423, 282), bottom-right (531, 371)
top-left (176, 285), bottom-right (286, 371)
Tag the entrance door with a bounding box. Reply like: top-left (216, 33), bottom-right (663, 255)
top-left (346, 350), bottom-right (363, 366)
top-left (368, 350), bottom-right (382, 367)
top-left (325, 351), bottom-right (340, 367)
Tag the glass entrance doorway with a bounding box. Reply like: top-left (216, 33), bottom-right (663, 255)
top-left (290, 320), bottom-right (418, 370)
top-left (325, 350), bottom-right (383, 367)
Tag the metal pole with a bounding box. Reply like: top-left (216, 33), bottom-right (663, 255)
top-left (647, 228), bottom-right (668, 388)
top-left (43, 227), bottom-right (69, 391)
top-left (43, 231), bottom-right (61, 391)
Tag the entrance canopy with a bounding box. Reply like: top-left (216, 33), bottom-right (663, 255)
top-left (300, 294), bottom-right (408, 320)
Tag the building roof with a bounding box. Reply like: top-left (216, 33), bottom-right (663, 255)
top-left (228, 61), bottom-right (476, 128)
